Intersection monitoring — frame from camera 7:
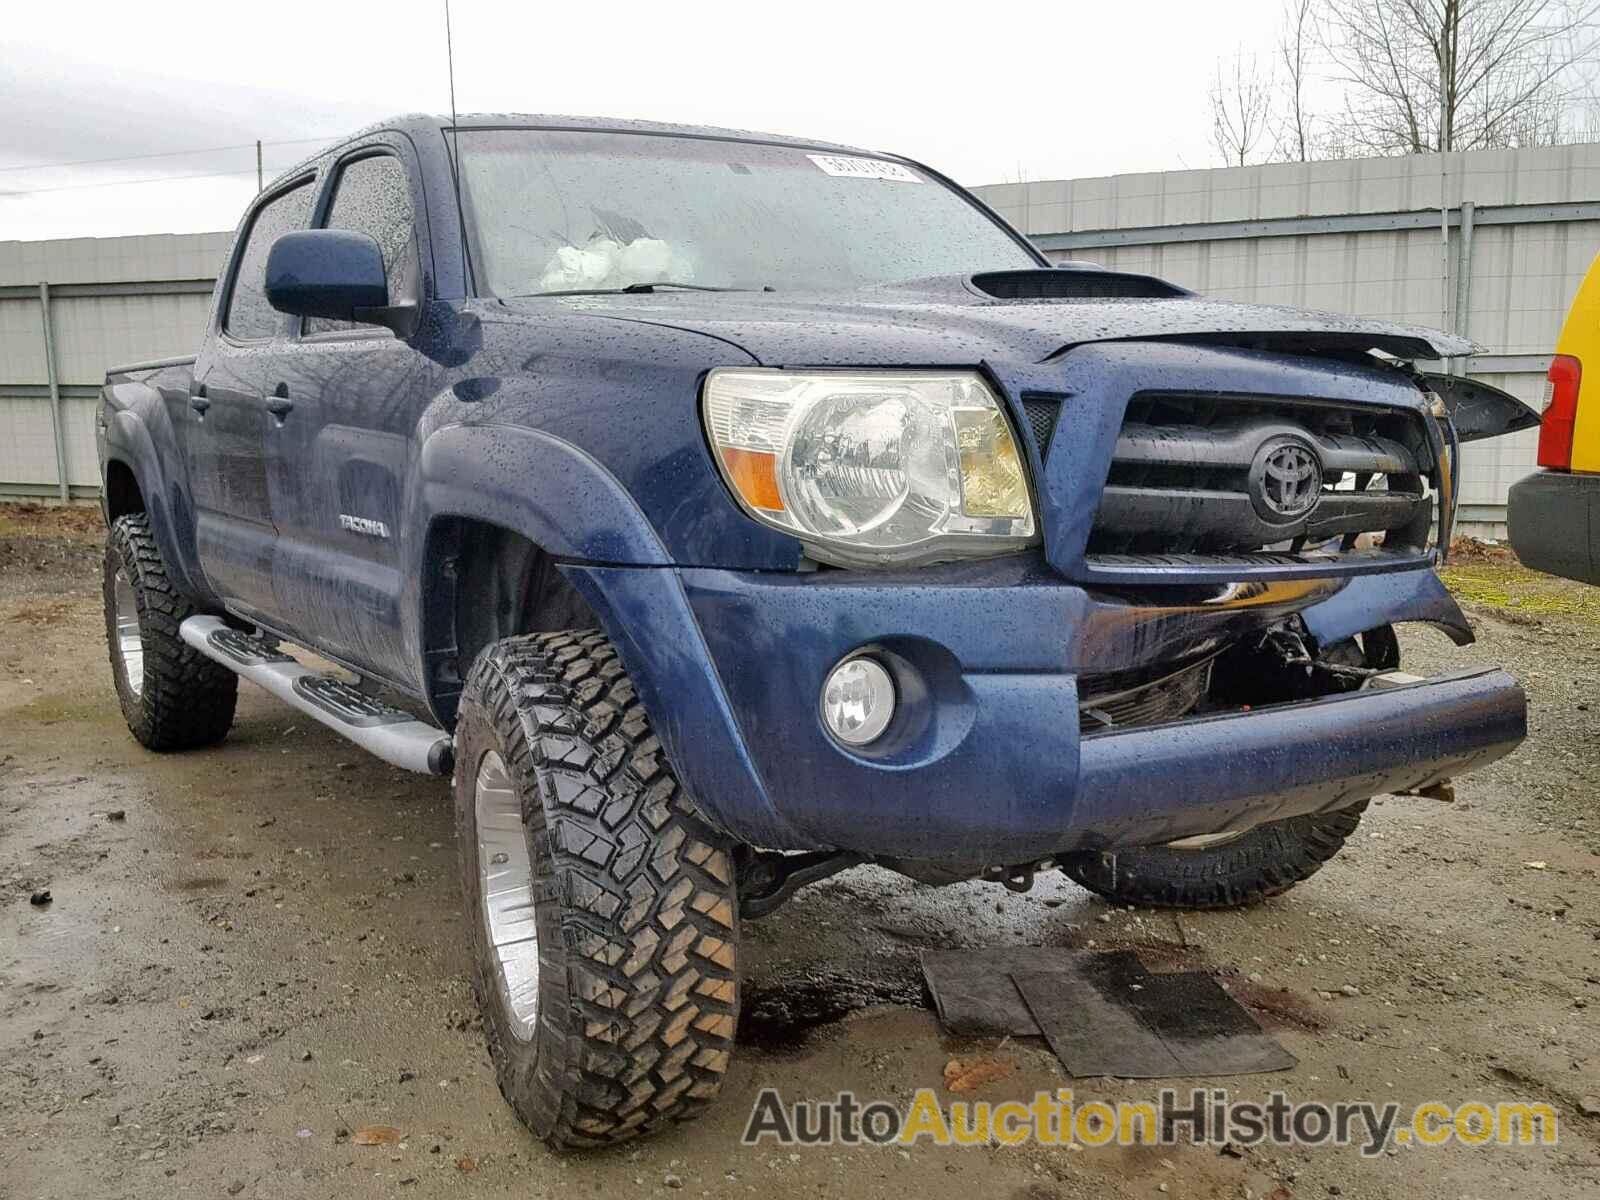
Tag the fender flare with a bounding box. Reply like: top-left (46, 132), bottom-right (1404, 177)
top-left (410, 422), bottom-right (677, 727)
top-left (101, 397), bottom-right (207, 601)
top-left (408, 426), bottom-right (817, 846)
top-left (413, 423), bottom-right (670, 566)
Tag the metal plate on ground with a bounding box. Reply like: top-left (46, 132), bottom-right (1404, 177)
top-left (1013, 958), bottom-right (1297, 1079)
top-left (920, 948), bottom-right (1145, 1037)
top-left (921, 947), bottom-right (1296, 1078)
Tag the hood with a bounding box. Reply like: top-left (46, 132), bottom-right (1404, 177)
top-left (500, 271), bottom-right (1476, 368)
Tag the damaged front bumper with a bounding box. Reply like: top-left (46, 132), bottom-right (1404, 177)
top-left (1070, 666), bottom-right (1522, 848)
top-left (565, 556), bottom-right (1526, 868)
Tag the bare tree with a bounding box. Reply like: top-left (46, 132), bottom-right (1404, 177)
top-left (1578, 85), bottom-right (1600, 140)
top-left (1317, 0), bottom-right (1600, 153)
top-left (1276, 0), bottom-right (1319, 160)
top-left (1211, 53), bottom-right (1275, 166)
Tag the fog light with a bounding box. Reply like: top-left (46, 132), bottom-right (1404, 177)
top-left (821, 656), bottom-right (896, 746)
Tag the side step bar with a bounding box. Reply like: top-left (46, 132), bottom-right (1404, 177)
top-left (179, 616), bottom-right (454, 776)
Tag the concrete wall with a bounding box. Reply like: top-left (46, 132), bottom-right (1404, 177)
top-left (972, 143), bottom-right (1600, 535)
top-left (0, 232), bottom-right (229, 498)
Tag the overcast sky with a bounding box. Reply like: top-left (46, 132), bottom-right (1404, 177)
top-left (1, 0), bottom-right (1285, 242)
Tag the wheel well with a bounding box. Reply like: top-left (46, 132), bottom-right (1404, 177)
top-left (422, 518), bottom-right (599, 725)
top-left (103, 459), bottom-right (145, 520)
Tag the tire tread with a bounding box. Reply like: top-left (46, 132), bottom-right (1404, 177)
top-left (104, 513), bottom-right (236, 751)
top-left (455, 630), bottom-right (737, 1150)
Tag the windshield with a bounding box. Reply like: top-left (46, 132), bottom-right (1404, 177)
top-left (453, 129), bottom-right (1038, 297)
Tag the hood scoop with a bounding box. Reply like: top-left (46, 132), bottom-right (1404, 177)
top-left (970, 267), bottom-right (1193, 302)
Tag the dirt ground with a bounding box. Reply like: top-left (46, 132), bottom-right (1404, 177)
top-left (2, 504), bottom-right (1597, 1200)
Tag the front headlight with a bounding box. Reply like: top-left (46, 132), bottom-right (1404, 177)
top-left (702, 368), bottom-right (1036, 568)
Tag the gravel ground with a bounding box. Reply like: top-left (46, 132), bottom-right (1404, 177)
top-left (1, 505), bottom-right (1597, 1200)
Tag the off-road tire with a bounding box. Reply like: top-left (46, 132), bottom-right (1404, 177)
top-left (1059, 804), bottom-right (1367, 910)
top-left (103, 512), bottom-right (237, 750)
top-left (453, 630), bottom-right (739, 1150)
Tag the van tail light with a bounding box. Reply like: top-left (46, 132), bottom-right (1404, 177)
top-left (1536, 354), bottom-right (1582, 469)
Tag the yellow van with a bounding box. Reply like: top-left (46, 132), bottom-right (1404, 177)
top-left (1508, 251), bottom-right (1600, 582)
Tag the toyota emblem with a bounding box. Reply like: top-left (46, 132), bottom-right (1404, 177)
top-left (1249, 437), bottom-right (1323, 522)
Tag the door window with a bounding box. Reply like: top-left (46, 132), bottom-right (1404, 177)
top-left (224, 180), bottom-right (315, 340)
top-left (305, 154), bottom-right (419, 335)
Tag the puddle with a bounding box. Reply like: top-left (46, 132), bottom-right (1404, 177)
top-left (737, 969), bottom-right (925, 1052)
top-left (12, 904), bottom-right (104, 968)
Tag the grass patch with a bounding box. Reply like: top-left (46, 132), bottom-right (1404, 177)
top-left (1439, 560), bottom-right (1600, 624)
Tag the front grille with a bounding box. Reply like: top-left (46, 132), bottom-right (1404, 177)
top-left (1079, 654), bottom-right (1215, 734)
top-left (1087, 393), bottom-right (1435, 565)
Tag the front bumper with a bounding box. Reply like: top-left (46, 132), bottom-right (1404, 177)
top-left (1508, 469), bottom-right (1600, 585)
top-left (564, 557), bottom-right (1525, 866)
top-left (1071, 667), bottom-right (1521, 847)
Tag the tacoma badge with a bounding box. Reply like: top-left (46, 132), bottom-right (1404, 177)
top-left (338, 514), bottom-right (390, 539)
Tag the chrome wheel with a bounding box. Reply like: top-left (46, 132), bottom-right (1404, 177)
top-left (112, 568), bottom-right (144, 698)
top-left (475, 750), bottom-right (541, 1040)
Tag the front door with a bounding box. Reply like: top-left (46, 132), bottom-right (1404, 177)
top-left (263, 149), bottom-right (436, 687)
top-left (186, 177), bottom-right (316, 620)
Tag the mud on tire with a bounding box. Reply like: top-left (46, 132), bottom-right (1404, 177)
top-left (103, 512), bottom-right (237, 751)
top-left (453, 630), bottom-right (739, 1150)
top-left (1059, 804), bottom-right (1367, 910)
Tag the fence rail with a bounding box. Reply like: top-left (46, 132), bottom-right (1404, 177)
top-left (0, 253), bottom-right (220, 502)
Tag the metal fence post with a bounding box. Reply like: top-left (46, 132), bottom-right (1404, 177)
top-left (1455, 201), bottom-right (1475, 376)
top-left (37, 281), bottom-right (70, 503)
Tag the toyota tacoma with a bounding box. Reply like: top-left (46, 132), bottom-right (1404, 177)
top-left (97, 114), bottom-right (1533, 1148)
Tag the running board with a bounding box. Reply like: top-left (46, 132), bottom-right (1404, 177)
top-left (179, 616), bottom-right (454, 776)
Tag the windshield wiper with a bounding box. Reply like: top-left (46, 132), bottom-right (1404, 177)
top-left (515, 283), bottom-right (771, 298)
top-left (619, 281), bottom-right (732, 294)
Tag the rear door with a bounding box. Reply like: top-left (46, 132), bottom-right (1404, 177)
top-left (186, 177), bottom-right (316, 620)
top-left (262, 146), bottom-right (437, 684)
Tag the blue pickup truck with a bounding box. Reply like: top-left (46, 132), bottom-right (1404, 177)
top-left (97, 114), bottom-right (1531, 1147)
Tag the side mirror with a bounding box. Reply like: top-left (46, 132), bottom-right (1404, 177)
top-left (265, 229), bottom-right (417, 336)
top-left (1418, 372), bottom-right (1542, 443)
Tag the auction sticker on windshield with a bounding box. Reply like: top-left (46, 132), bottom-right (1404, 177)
top-left (807, 153), bottom-right (923, 182)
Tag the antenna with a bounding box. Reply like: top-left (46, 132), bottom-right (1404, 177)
top-left (444, 0), bottom-right (459, 131)
top-left (444, 0), bottom-right (471, 293)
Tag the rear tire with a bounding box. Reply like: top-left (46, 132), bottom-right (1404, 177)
top-left (453, 630), bottom-right (739, 1150)
top-left (1060, 804), bottom-right (1366, 910)
top-left (103, 513), bottom-right (237, 751)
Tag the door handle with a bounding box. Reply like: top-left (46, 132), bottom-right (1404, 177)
top-left (265, 383), bottom-right (293, 419)
top-left (189, 383), bottom-right (210, 415)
